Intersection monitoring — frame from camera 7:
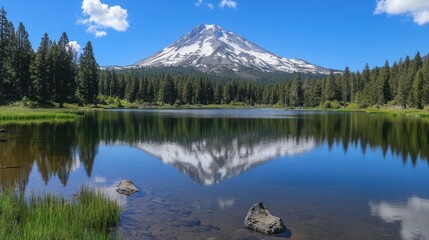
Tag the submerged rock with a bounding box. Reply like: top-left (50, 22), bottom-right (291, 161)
top-left (244, 202), bottom-right (286, 235)
top-left (0, 129), bottom-right (7, 133)
top-left (116, 180), bottom-right (138, 196)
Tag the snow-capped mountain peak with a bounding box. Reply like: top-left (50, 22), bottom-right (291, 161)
top-left (135, 24), bottom-right (333, 74)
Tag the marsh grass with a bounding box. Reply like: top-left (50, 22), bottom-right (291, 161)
top-left (0, 106), bottom-right (82, 121)
top-left (0, 187), bottom-right (122, 240)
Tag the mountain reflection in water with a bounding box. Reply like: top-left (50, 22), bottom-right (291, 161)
top-left (1, 110), bottom-right (429, 191)
top-left (136, 138), bottom-right (315, 185)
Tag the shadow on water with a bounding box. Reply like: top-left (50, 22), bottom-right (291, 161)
top-left (0, 110), bottom-right (429, 191)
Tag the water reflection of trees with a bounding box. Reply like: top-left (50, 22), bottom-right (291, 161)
top-left (1, 111), bottom-right (428, 190)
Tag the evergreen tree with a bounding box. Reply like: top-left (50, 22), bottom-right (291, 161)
top-left (290, 74), bottom-right (304, 107)
top-left (46, 41), bottom-right (57, 100)
top-left (396, 57), bottom-right (411, 109)
top-left (0, 7), bottom-right (7, 101)
top-left (182, 79), bottom-right (193, 104)
top-left (138, 77), bottom-right (148, 102)
top-left (77, 41), bottom-right (99, 104)
top-left (422, 57), bottom-right (429, 105)
top-left (159, 74), bottom-right (176, 105)
top-left (14, 22), bottom-right (33, 98)
top-left (223, 82), bottom-right (232, 104)
top-left (55, 32), bottom-right (75, 107)
top-left (31, 33), bottom-right (50, 103)
top-left (109, 70), bottom-right (118, 97)
top-left (376, 61), bottom-right (391, 105)
top-left (412, 70), bottom-right (424, 109)
top-left (323, 71), bottom-right (336, 101)
top-left (342, 67), bottom-right (351, 106)
top-left (0, 8), bottom-right (15, 102)
top-left (214, 82), bottom-right (223, 104)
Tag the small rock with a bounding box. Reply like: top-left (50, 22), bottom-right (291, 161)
top-left (116, 180), bottom-right (138, 196)
top-left (244, 202), bottom-right (286, 235)
top-left (0, 129), bottom-right (7, 133)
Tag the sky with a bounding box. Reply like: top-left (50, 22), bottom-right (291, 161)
top-left (1, 0), bottom-right (429, 71)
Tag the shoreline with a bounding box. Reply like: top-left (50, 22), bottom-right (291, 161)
top-left (1, 104), bottom-right (429, 123)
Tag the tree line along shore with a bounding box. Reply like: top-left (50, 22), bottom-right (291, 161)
top-left (0, 7), bottom-right (429, 119)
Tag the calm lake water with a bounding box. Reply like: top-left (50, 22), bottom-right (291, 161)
top-left (1, 109), bottom-right (429, 240)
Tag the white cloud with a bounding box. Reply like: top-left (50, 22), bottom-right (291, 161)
top-left (196, 0), bottom-right (215, 10)
top-left (375, 0), bottom-right (429, 25)
top-left (370, 197), bottom-right (429, 240)
top-left (219, 0), bottom-right (237, 9)
top-left (87, 26), bottom-right (108, 38)
top-left (68, 41), bottom-right (81, 53)
top-left (80, 0), bottom-right (129, 37)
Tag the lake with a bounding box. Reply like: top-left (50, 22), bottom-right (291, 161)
top-left (1, 109), bottom-right (429, 240)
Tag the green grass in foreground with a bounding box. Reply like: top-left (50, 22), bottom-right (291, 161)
top-left (0, 106), bottom-right (82, 121)
top-left (0, 187), bottom-right (122, 240)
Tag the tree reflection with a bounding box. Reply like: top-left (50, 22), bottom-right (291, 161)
top-left (1, 111), bottom-right (428, 190)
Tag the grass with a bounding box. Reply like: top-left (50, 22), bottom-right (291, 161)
top-left (336, 104), bottom-right (429, 118)
top-left (0, 187), bottom-right (122, 240)
top-left (0, 106), bottom-right (83, 122)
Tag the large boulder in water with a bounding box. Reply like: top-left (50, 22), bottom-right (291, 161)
top-left (116, 180), bottom-right (138, 196)
top-left (244, 202), bottom-right (286, 235)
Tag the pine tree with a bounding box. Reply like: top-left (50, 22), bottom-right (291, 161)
top-left (46, 41), bottom-right (57, 100)
top-left (159, 74), bottom-right (176, 105)
top-left (0, 8), bottom-right (7, 101)
top-left (55, 33), bottom-right (75, 107)
top-left (422, 56), bottom-right (429, 106)
top-left (322, 71), bottom-right (336, 102)
top-left (408, 53), bottom-right (422, 106)
top-left (214, 82), bottom-right (223, 104)
top-left (412, 70), bottom-right (424, 109)
top-left (0, 8), bottom-right (16, 102)
top-left (290, 74), bottom-right (304, 107)
top-left (31, 33), bottom-right (50, 103)
top-left (109, 70), bottom-right (118, 97)
top-left (396, 56), bottom-right (411, 109)
top-left (223, 83), bottom-right (232, 104)
top-left (376, 61), bottom-right (391, 105)
top-left (125, 75), bottom-right (138, 102)
top-left (182, 79), bottom-right (193, 104)
top-left (14, 22), bottom-right (33, 98)
top-left (77, 41), bottom-right (99, 105)
top-left (138, 77), bottom-right (148, 102)
top-left (342, 67), bottom-right (351, 106)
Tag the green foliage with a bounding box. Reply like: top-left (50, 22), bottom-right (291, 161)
top-left (77, 41), bottom-right (99, 105)
top-left (321, 100), bottom-right (342, 109)
top-left (0, 187), bottom-right (121, 240)
top-left (0, 106), bottom-right (78, 121)
top-left (1, 6), bottom-right (429, 111)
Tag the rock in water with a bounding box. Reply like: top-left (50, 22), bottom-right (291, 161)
top-left (244, 202), bottom-right (286, 235)
top-left (0, 129), bottom-right (7, 133)
top-left (116, 180), bottom-right (138, 196)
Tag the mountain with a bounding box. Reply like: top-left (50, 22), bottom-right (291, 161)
top-left (134, 24), bottom-right (335, 75)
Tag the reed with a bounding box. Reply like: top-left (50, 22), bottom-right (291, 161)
top-left (0, 187), bottom-right (122, 240)
top-left (0, 106), bottom-right (80, 121)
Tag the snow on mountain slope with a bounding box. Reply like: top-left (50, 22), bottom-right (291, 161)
top-left (135, 24), bottom-right (333, 74)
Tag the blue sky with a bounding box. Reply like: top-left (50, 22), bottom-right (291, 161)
top-left (2, 0), bottom-right (429, 71)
